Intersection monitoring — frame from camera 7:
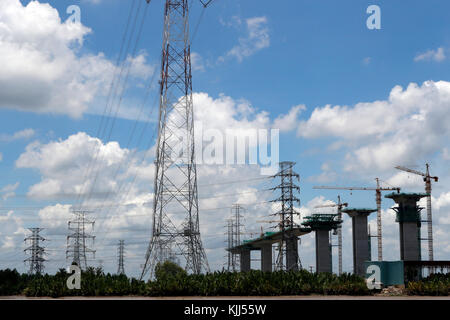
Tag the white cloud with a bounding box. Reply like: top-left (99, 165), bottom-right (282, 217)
top-left (16, 132), bottom-right (130, 199)
top-left (38, 204), bottom-right (73, 230)
top-left (0, 128), bottom-right (35, 142)
top-left (191, 52), bottom-right (205, 72)
top-left (386, 171), bottom-right (424, 190)
top-left (1, 236), bottom-right (15, 249)
top-left (222, 16), bottom-right (270, 63)
top-left (307, 162), bottom-right (338, 184)
top-left (443, 147), bottom-right (450, 160)
top-left (414, 47), bottom-right (446, 62)
top-left (0, 0), bottom-right (153, 118)
top-left (219, 15), bottom-right (242, 28)
top-left (273, 105), bottom-right (305, 132)
top-left (1, 182), bottom-right (19, 201)
top-left (298, 81), bottom-right (450, 174)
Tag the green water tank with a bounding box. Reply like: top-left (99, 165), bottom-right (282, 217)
top-left (364, 261), bottom-right (404, 287)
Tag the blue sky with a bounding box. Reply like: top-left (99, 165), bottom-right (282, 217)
top-left (0, 0), bottom-right (450, 277)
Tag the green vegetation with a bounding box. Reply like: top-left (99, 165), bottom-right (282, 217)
top-left (406, 273), bottom-right (450, 296)
top-left (2, 262), bottom-right (449, 297)
top-left (0, 269), bottom-right (36, 295)
top-left (146, 269), bottom-right (370, 296)
top-left (0, 264), bottom-right (371, 297)
top-left (23, 267), bottom-right (147, 297)
top-left (154, 260), bottom-right (187, 281)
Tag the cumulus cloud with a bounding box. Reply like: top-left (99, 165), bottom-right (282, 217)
top-left (298, 81), bottom-right (450, 174)
top-left (273, 105), bottom-right (305, 132)
top-left (414, 47), bottom-right (446, 62)
top-left (0, 0), bottom-right (153, 118)
top-left (15, 132), bottom-right (130, 199)
top-left (221, 16), bottom-right (270, 63)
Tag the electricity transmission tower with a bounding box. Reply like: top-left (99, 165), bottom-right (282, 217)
top-left (272, 162), bottom-right (301, 271)
top-left (225, 219), bottom-right (234, 271)
top-left (117, 240), bottom-right (125, 275)
top-left (24, 228), bottom-right (46, 275)
top-left (141, 0), bottom-right (209, 279)
top-left (66, 210), bottom-right (96, 270)
top-left (225, 204), bottom-right (244, 271)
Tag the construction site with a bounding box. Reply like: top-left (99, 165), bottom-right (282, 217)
top-left (0, 0), bottom-right (450, 299)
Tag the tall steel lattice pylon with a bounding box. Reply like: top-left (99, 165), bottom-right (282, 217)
top-left (24, 228), bottom-right (46, 275)
top-left (272, 162), bottom-right (301, 271)
top-left (140, 0), bottom-right (209, 279)
top-left (117, 240), bottom-right (125, 275)
top-left (66, 210), bottom-right (96, 270)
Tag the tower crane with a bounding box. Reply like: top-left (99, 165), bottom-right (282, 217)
top-left (395, 163), bottom-right (438, 261)
top-left (314, 196), bottom-right (348, 275)
top-left (313, 180), bottom-right (401, 262)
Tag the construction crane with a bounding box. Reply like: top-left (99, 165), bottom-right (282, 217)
top-left (314, 196), bottom-right (348, 275)
top-left (314, 179), bottom-right (401, 262)
top-left (395, 164), bottom-right (438, 261)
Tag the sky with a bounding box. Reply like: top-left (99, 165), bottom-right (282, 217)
top-left (0, 0), bottom-right (450, 278)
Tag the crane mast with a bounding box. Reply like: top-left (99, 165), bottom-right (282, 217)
top-left (395, 163), bottom-right (438, 261)
top-left (314, 181), bottom-right (400, 262)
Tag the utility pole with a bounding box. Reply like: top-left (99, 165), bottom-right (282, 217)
top-left (117, 240), bottom-right (125, 275)
top-left (272, 161), bottom-right (301, 271)
top-left (24, 228), bottom-right (46, 275)
top-left (395, 164), bottom-right (438, 261)
top-left (141, 0), bottom-right (210, 279)
top-left (66, 210), bottom-right (95, 270)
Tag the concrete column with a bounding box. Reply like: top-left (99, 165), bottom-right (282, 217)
top-left (260, 244), bottom-right (272, 272)
top-left (385, 193), bottom-right (426, 262)
top-left (400, 222), bottom-right (421, 261)
top-left (348, 213), bottom-right (372, 276)
top-left (315, 230), bottom-right (332, 273)
top-left (240, 249), bottom-right (251, 272)
top-left (286, 237), bottom-right (299, 271)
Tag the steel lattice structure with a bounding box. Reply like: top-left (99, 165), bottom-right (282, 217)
top-left (272, 162), bottom-right (301, 271)
top-left (66, 210), bottom-right (96, 270)
top-left (117, 240), bottom-right (125, 275)
top-left (225, 204), bottom-right (243, 271)
top-left (24, 228), bottom-right (46, 275)
top-left (141, 0), bottom-right (209, 279)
